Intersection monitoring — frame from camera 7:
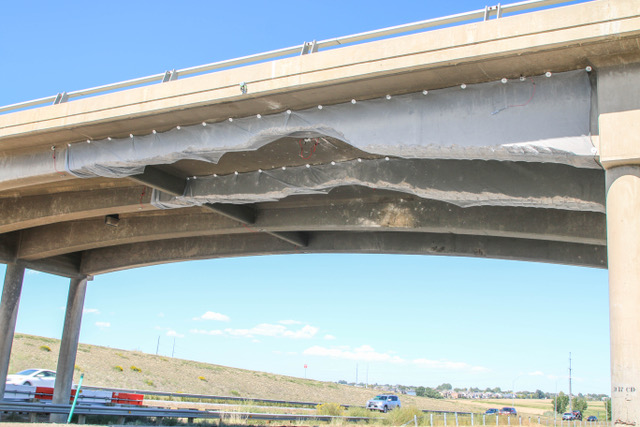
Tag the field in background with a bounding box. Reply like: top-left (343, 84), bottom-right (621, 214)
top-left (9, 334), bottom-right (606, 422)
top-left (466, 399), bottom-right (607, 419)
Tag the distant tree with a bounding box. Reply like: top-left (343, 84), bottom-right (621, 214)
top-left (416, 386), bottom-right (443, 399)
top-left (437, 383), bottom-right (453, 391)
top-left (493, 387), bottom-right (502, 393)
top-left (338, 380), bottom-right (347, 385)
top-left (535, 389), bottom-right (545, 399)
top-left (454, 387), bottom-right (464, 392)
top-left (552, 392), bottom-right (569, 414)
top-left (572, 397), bottom-right (588, 413)
top-left (605, 399), bottom-right (611, 421)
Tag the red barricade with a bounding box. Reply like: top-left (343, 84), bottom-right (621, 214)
top-left (112, 392), bottom-right (144, 406)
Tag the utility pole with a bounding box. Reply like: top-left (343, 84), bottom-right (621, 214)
top-left (568, 352), bottom-right (573, 412)
top-left (172, 338), bottom-right (176, 358)
top-left (356, 364), bottom-right (358, 385)
top-left (366, 364), bottom-right (369, 388)
top-left (156, 336), bottom-right (160, 355)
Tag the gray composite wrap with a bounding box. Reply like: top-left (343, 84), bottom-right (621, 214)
top-left (152, 158), bottom-right (605, 212)
top-left (0, 71), bottom-right (598, 209)
top-left (63, 70), bottom-right (595, 178)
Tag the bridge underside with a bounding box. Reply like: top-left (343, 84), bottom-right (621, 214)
top-left (0, 68), bottom-right (606, 276)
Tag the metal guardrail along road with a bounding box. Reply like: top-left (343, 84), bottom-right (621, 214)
top-left (0, 0), bottom-right (587, 114)
top-left (0, 401), bottom-right (375, 424)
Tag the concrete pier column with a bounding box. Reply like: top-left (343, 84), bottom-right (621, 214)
top-left (50, 276), bottom-right (89, 423)
top-left (606, 166), bottom-right (640, 426)
top-left (600, 109), bottom-right (640, 426)
top-left (0, 263), bottom-right (25, 400)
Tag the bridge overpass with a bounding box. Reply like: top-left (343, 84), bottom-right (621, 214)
top-left (1, 0), bottom-right (639, 422)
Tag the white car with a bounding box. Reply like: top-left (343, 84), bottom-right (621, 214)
top-left (366, 394), bottom-right (401, 412)
top-left (5, 369), bottom-right (56, 387)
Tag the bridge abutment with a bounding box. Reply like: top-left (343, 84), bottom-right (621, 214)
top-left (0, 262), bottom-right (25, 401)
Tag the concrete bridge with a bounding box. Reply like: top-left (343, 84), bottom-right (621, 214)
top-left (1, 0), bottom-right (639, 422)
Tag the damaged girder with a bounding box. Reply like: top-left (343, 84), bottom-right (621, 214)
top-left (130, 165), bottom-right (307, 247)
top-left (14, 197), bottom-right (605, 261)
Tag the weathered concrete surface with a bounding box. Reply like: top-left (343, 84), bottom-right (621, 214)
top-left (601, 100), bottom-right (640, 424)
top-left (14, 198), bottom-right (606, 261)
top-left (0, 263), bottom-right (25, 400)
top-left (79, 231), bottom-right (607, 275)
top-left (606, 167), bottom-right (640, 426)
top-left (50, 277), bottom-right (88, 423)
top-left (0, 186), bottom-right (153, 234)
top-left (600, 110), bottom-right (640, 168)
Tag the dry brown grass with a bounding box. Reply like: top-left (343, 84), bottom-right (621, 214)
top-left (9, 334), bottom-right (480, 412)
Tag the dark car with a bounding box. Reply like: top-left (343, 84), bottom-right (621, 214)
top-left (485, 408), bottom-right (499, 415)
top-left (587, 416), bottom-right (598, 422)
top-left (500, 407), bottom-right (517, 416)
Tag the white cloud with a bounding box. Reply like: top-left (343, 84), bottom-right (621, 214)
top-left (279, 320), bottom-right (302, 325)
top-left (284, 325), bottom-right (318, 339)
top-left (95, 321), bottom-right (110, 328)
top-left (190, 323), bottom-right (318, 340)
top-left (83, 308), bottom-right (100, 315)
top-left (193, 311), bottom-right (230, 322)
top-left (324, 334), bottom-right (336, 340)
top-left (413, 358), bottom-right (488, 372)
top-left (303, 345), bottom-right (404, 363)
top-left (190, 329), bottom-right (224, 336)
top-left (166, 330), bottom-right (184, 338)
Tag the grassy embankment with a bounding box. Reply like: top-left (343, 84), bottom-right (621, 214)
top-left (9, 334), bottom-right (607, 425)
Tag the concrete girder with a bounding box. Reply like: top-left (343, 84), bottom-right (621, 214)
top-left (0, 186), bottom-right (153, 234)
top-left (79, 231), bottom-right (606, 275)
top-left (181, 158), bottom-right (606, 213)
top-left (13, 199), bottom-right (606, 261)
top-left (0, 234), bottom-right (83, 278)
top-left (131, 166), bottom-right (308, 247)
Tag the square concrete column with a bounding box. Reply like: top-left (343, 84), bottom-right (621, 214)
top-left (0, 262), bottom-right (25, 401)
top-left (50, 276), bottom-right (89, 423)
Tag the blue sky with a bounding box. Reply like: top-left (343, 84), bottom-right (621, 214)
top-left (0, 0), bottom-right (608, 395)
